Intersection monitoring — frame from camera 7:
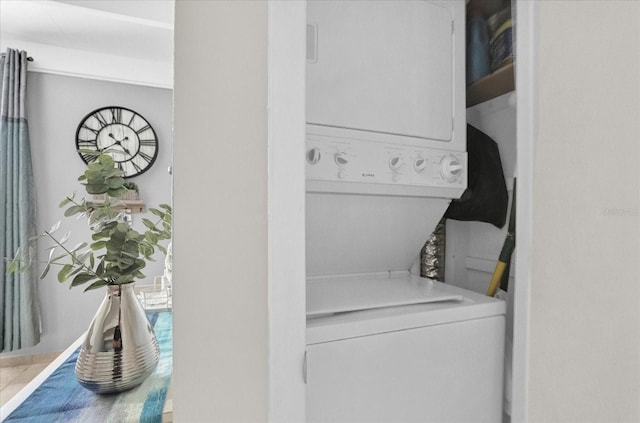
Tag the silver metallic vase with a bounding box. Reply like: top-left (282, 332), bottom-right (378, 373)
top-left (75, 284), bottom-right (159, 394)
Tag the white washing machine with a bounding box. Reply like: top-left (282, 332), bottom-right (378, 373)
top-left (305, 1), bottom-right (505, 422)
top-left (306, 275), bottom-right (505, 423)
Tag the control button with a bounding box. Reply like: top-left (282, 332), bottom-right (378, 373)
top-left (440, 155), bottom-right (464, 182)
top-left (337, 168), bottom-right (346, 179)
top-left (414, 157), bottom-right (427, 173)
top-left (334, 152), bottom-right (349, 166)
top-left (306, 148), bottom-right (321, 165)
top-left (389, 156), bottom-right (402, 171)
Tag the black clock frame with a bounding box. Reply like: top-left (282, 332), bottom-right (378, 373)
top-left (75, 106), bottom-right (159, 179)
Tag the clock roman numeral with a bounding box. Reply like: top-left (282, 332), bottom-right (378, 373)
top-left (94, 111), bottom-right (109, 128)
top-left (139, 139), bottom-right (156, 146)
top-left (136, 125), bottom-right (151, 135)
top-left (80, 153), bottom-right (97, 164)
top-left (111, 108), bottom-right (122, 123)
top-left (138, 151), bottom-right (154, 163)
top-left (131, 160), bottom-right (142, 172)
top-left (81, 124), bottom-right (99, 135)
top-left (77, 139), bottom-right (97, 147)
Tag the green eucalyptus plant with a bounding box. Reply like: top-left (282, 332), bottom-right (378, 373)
top-left (7, 154), bottom-right (171, 291)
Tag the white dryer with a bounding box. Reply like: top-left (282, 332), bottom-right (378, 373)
top-left (305, 1), bottom-right (505, 422)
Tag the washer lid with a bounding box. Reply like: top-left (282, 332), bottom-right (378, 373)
top-left (307, 274), bottom-right (463, 317)
top-left (306, 275), bottom-right (506, 345)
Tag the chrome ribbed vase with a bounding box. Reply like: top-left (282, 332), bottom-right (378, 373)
top-left (75, 283), bottom-right (159, 394)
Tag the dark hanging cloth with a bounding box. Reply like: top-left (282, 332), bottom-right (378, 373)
top-left (445, 124), bottom-right (508, 228)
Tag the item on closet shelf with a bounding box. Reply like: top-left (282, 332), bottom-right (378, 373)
top-left (486, 178), bottom-right (516, 297)
top-left (489, 18), bottom-right (513, 71)
top-left (487, 5), bottom-right (511, 36)
top-left (486, 5), bottom-right (513, 72)
top-left (420, 217), bottom-right (446, 281)
top-left (445, 124), bottom-right (508, 228)
top-left (466, 6), bottom-right (491, 85)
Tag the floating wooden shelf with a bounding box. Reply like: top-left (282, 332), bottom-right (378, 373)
top-left (466, 62), bottom-right (515, 108)
top-left (89, 199), bottom-right (146, 213)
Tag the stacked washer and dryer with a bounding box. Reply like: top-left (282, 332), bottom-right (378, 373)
top-left (304, 1), bottom-right (506, 422)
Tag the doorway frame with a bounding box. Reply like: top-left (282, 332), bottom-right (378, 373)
top-left (265, 0), bottom-right (536, 421)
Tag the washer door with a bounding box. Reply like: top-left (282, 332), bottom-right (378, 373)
top-left (306, 315), bottom-right (505, 423)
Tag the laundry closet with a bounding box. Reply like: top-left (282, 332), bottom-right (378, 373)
top-left (304, 0), bottom-right (517, 421)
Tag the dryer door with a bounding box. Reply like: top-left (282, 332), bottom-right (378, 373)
top-left (307, 0), bottom-right (454, 142)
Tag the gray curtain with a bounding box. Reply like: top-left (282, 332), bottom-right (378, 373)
top-left (0, 48), bottom-right (40, 352)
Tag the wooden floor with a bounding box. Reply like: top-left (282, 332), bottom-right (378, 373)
top-left (0, 352), bottom-right (61, 408)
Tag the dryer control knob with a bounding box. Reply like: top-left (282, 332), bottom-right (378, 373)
top-left (440, 156), bottom-right (463, 182)
top-left (414, 157), bottom-right (427, 173)
top-left (389, 156), bottom-right (403, 171)
top-left (306, 148), bottom-right (321, 165)
top-left (334, 152), bottom-right (349, 166)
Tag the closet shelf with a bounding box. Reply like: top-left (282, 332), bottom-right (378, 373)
top-left (466, 62), bottom-right (514, 107)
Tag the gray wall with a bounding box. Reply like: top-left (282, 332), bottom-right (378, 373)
top-left (2, 72), bottom-right (172, 357)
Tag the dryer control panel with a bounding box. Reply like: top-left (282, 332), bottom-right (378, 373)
top-left (306, 134), bottom-right (467, 190)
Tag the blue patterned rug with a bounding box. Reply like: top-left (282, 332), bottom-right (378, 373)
top-left (4, 311), bottom-right (172, 423)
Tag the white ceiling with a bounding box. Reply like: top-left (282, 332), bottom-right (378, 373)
top-left (0, 0), bottom-right (174, 88)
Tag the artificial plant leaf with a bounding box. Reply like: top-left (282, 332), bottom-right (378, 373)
top-left (96, 260), bottom-right (105, 275)
top-left (71, 242), bottom-right (88, 252)
top-left (58, 264), bottom-right (73, 282)
top-left (71, 273), bottom-right (95, 287)
top-left (98, 154), bottom-right (115, 166)
top-left (91, 240), bottom-right (107, 251)
top-left (40, 263), bottom-right (51, 279)
top-left (6, 251), bottom-right (22, 273)
top-left (142, 218), bottom-right (156, 230)
top-left (49, 221), bottom-right (61, 233)
top-left (85, 184), bottom-right (108, 194)
top-left (150, 208), bottom-right (164, 218)
top-left (67, 265), bottom-right (84, 278)
top-left (107, 187), bottom-right (126, 198)
top-left (64, 205), bottom-right (84, 217)
top-left (115, 274), bottom-right (135, 285)
top-left (84, 280), bottom-right (108, 292)
top-left (59, 231), bottom-right (71, 245)
top-left (59, 195), bottom-right (74, 208)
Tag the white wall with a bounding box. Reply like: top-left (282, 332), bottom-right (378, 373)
top-left (527, 1), bottom-right (640, 421)
top-left (173, 2), bottom-right (308, 420)
top-left (1, 72), bottom-right (172, 357)
top-left (173, 1), bottom-right (270, 421)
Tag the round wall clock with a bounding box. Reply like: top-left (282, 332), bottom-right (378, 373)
top-left (75, 106), bottom-right (159, 178)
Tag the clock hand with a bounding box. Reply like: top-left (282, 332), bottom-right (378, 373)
top-left (106, 133), bottom-right (133, 155)
top-left (119, 136), bottom-right (132, 155)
